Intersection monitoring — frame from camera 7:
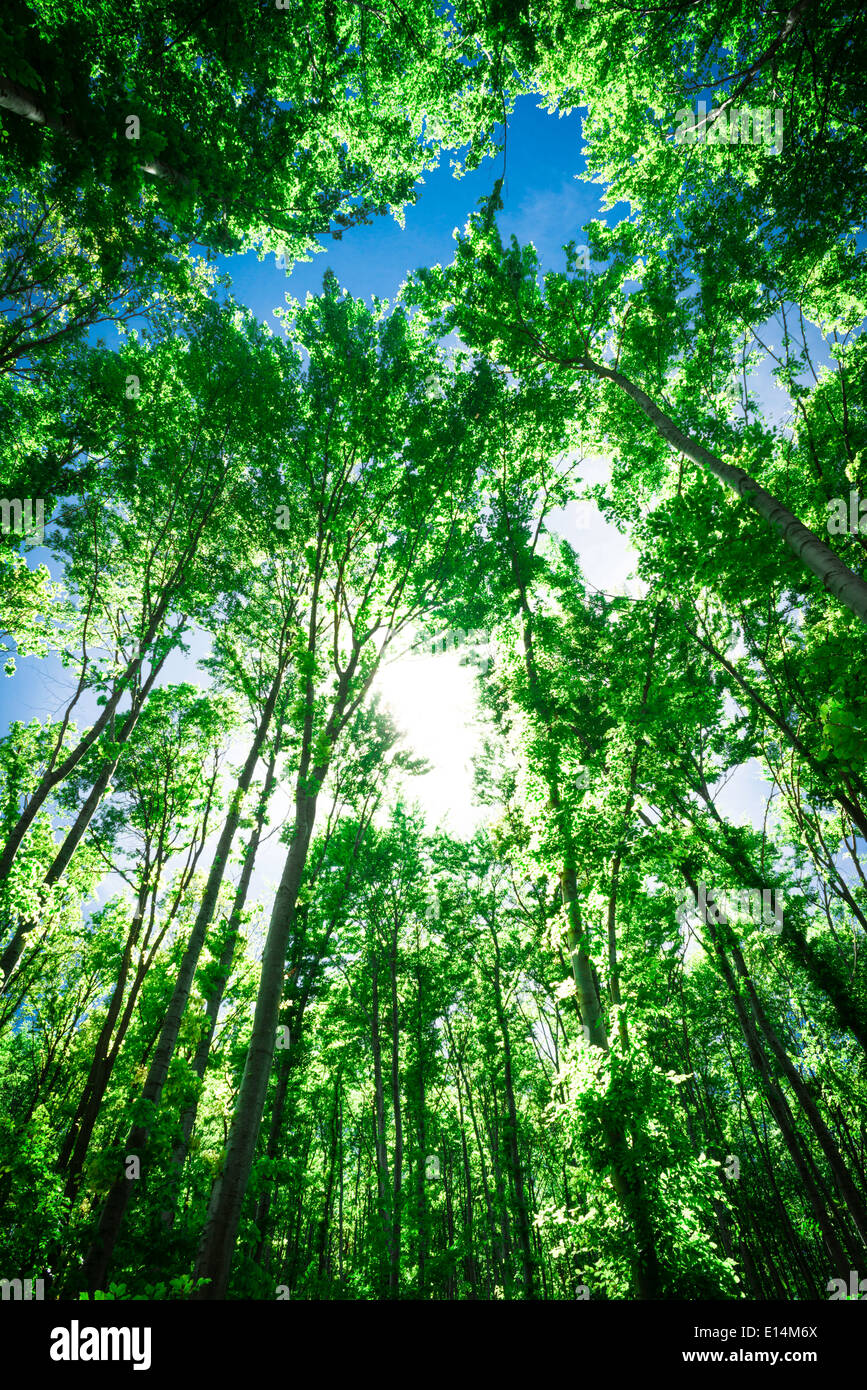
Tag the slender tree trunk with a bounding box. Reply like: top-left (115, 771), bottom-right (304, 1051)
top-left (727, 930), bottom-right (867, 1251)
top-left (337, 1092), bottom-right (344, 1286)
top-left (0, 75), bottom-right (191, 186)
top-left (723, 1035), bottom-right (823, 1298)
top-left (252, 1041), bottom-right (295, 1271)
top-left (250, 815), bottom-right (371, 1268)
top-left (683, 861), bottom-right (867, 1251)
top-left (456, 1086), bottom-right (477, 1298)
top-left (192, 566), bottom-right (366, 1298)
top-left (387, 914), bottom-right (403, 1297)
top-left (688, 873), bottom-right (856, 1277)
top-left (444, 1142), bottom-right (455, 1300)
top-left (576, 351), bottom-right (867, 626)
top-left (79, 675), bottom-right (284, 1292)
top-left (0, 597), bottom-right (179, 891)
top-left (683, 620), bottom-right (867, 845)
top-left (0, 640), bottom-right (176, 985)
top-left (191, 775), bottom-right (324, 1298)
top-left (369, 938), bottom-right (393, 1296)
top-left (414, 943), bottom-right (428, 1299)
top-left (58, 886), bottom-right (147, 1195)
top-left (163, 752), bottom-right (280, 1220)
top-left (480, 1083), bottom-right (512, 1285)
top-left (503, 509), bottom-right (664, 1297)
top-left (488, 920), bottom-right (535, 1299)
top-left (445, 1023), bottom-right (500, 1295)
top-left (317, 1078), bottom-right (341, 1281)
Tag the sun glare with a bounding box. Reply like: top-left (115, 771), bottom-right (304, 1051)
top-left (373, 643), bottom-right (487, 838)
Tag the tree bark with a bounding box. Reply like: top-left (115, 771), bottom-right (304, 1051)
top-left (574, 352), bottom-right (867, 626)
top-left (488, 917), bottom-right (535, 1298)
top-left (80, 671), bottom-right (284, 1291)
top-left (162, 750), bottom-right (280, 1220)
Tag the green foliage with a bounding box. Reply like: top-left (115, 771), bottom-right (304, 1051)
top-left (0, 0), bottom-right (865, 1306)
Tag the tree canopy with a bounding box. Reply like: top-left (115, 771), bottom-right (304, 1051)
top-left (1, 0), bottom-right (865, 1319)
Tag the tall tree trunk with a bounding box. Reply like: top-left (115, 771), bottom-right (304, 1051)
top-left (369, 937), bottom-right (393, 1296)
top-left (191, 564), bottom-right (366, 1298)
top-left (191, 774), bottom-right (324, 1298)
top-left (574, 351), bottom-right (867, 626)
top-left (251, 816), bottom-right (371, 1269)
top-left (502, 504), bottom-right (664, 1297)
top-left (488, 919), bottom-right (535, 1299)
top-left (683, 860), bottom-right (867, 1252)
top-left (163, 751), bottom-right (280, 1220)
top-left (685, 870), bottom-right (857, 1278)
top-left (0, 635), bottom-right (177, 985)
top-left (387, 914), bottom-right (403, 1297)
top-left (317, 1077), bottom-right (341, 1281)
top-left (58, 883), bottom-right (147, 1195)
top-left (726, 927), bottom-right (867, 1250)
top-left (414, 939), bottom-right (429, 1299)
top-left (337, 1092), bottom-right (344, 1286)
top-left (0, 75), bottom-right (190, 186)
top-left (445, 1021), bottom-right (500, 1295)
top-left (456, 1085), bottom-right (477, 1298)
top-left (722, 1035), bottom-right (822, 1298)
top-left (252, 1041), bottom-right (295, 1271)
top-left (79, 673), bottom-right (284, 1292)
top-left (0, 555), bottom-right (201, 892)
top-left (682, 621), bottom-right (867, 846)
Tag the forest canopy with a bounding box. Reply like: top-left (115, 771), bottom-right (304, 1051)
top-left (0, 0), bottom-right (866, 1308)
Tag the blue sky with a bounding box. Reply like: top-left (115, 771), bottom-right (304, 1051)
top-left (223, 97), bottom-right (603, 324)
